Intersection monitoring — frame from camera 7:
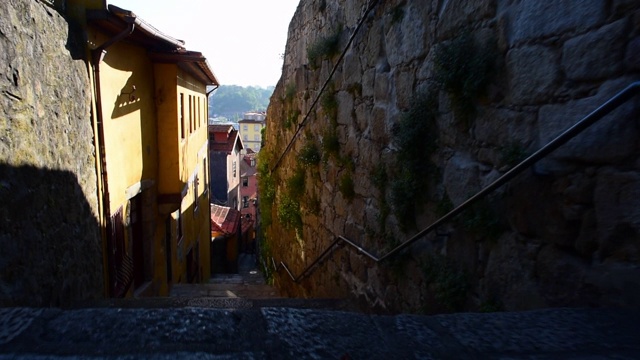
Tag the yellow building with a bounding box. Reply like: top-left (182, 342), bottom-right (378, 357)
top-left (238, 112), bottom-right (266, 153)
top-left (68, 1), bottom-right (219, 297)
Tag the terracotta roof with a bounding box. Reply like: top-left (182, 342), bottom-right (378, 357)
top-left (209, 124), bottom-right (234, 134)
top-left (210, 129), bottom-right (241, 153)
top-left (210, 204), bottom-right (240, 236)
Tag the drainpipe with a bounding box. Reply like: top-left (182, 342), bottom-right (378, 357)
top-left (206, 85), bottom-right (219, 96)
top-left (91, 22), bottom-right (135, 296)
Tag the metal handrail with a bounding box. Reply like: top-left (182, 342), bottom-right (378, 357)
top-left (276, 81), bottom-right (640, 283)
top-left (270, 0), bottom-right (380, 173)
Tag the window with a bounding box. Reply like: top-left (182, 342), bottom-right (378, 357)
top-left (254, 124), bottom-right (260, 131)
top-left (243, 125), bottom-right (248, 131)
top-left (254, 134), bottom-right (260, 141)
top-left (242, 196), bottom-right (249, 208)
top-left (244, 135), bottom-right (248, 141)
top-left (193, 174), bottom-right (199, 214)
top-left (179, 93), bottom-right (185, 140)
top-left (242, 177), bottom-right (248, 187)
top-left (250, 158), bottom-right (255, 167)
top-left (203, 157), bottom-right (208, 194)
top-left (197, 97), bottom-right (201, 130)
top-left (177, 207), bottom-right (183, 243)
top-left (189, 95), bottom-right (193, 134)
top-left (232, 161), bottom-right (237, 177)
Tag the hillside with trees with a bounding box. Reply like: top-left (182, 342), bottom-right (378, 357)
top-left (209, 85), bottom-right (274, 121)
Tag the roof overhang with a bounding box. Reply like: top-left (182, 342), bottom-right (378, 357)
top-left (87, 4), bottom-right (218, 86)
top-left (149, 51), bottom-right (219, 86)
top-left (87, 5), bottom-right (185, 52)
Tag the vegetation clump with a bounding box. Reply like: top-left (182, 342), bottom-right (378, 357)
top-left (298, 141), bottom-right (321, 167)
top-left (421, 255), bottom-right (469, 312)
top-left (321, 89), bottom-right (339, 123)
top-left (307, 28), bottom-right (342, 69)
top-left (284, 82), bottom-right (296, 104)
top-left (460, 198), bottom-right (504, 243)
top-left (284, 109), bottom-right (300, 130)
top-left (338, 172), bottom-right (355, 201)
top-left (434, 33), bottom-right (496, 123)
top-left (390, 4), bottom-right (404, 24)
top-left (286, 167), bottom-right (306, 201)
top-left (390, 88), bottom-right (439, 231)
top-left (277, 194), bottom-right (303, 231)
top-left (257, 151), bottom-right (276, 227)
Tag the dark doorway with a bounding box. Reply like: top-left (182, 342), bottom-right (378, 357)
top-left (130, 194), bottom-right (145, 288)
top-left (164, 216), bottom-right (173, 283)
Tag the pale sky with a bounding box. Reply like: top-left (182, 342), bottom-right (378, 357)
top-left (113, 0), bottom-right (299, 88)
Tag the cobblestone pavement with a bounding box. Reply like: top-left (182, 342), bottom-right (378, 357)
top-left (1, 306), bottom-right (639, 359)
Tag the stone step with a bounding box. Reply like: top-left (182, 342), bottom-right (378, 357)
top-left (68, 296), bottom-right (354, 311)
top-left (1, 307), bottom-right (639, 359)
top-left (170, 283), bottom-right (280, 299)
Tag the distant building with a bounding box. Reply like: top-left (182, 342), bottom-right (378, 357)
top-left (239, 151), bottom-right (258, 252)
top-left (238, 112), bottom-right (266, 153)
top-left (209, 124), bottom-right (243, 210)
top-left (210, 204), bottom-right (241, 274)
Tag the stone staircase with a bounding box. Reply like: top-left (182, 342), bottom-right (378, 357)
top-left (1, 254), bottom-right (639, 358)
top-left (1, 306), bottom-right (639, 359)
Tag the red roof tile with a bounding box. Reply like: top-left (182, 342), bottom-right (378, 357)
top-left (209, 124), bottom-right (234, 133)
top-left (210, 204), bottom-right (240, 235)
top-left (209, 128), bottom-right (241, 153)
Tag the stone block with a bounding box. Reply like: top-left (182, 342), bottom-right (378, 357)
top-left (336, 91), bottom-right (354, 126)
top-left (481, 233), bottom-right (546, 311)
top-left (506, 45), bottom-right (559, 104)
top-left (384, 2), bottom-right (430, 68)
top-left (625, 36), bottom-right (640, 71)
top-left (369, 105), bottom-right (389, 144)
top-left (537, 77), bottom-right (640, 169)
top-left (394, 67), bottom-right (416, 111)
top-left (562, 20), bottom-right (627, 81)
top-left (362, 68), bottom-right (375, 98)
top-left (594, 168), bottom-right (640, 262)
top-left (507, 0), bottom-right (606, 45)
top-left (474, 108), bottom-right (536, 147)
top-left (374, 71), bottom-right (390, 104)
top-left (443, 152), bottom-right (480, 206)
top-left (342, 51), bottom-right (361, 87)
top-left (364, 20), bottom-right (384, 69)
top-left (536, 245), bottom-right (590, 306)
top-left (438, 0), bottom-right (497, 38)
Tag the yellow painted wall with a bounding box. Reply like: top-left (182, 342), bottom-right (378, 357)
top-left (96, 37), bottom-right (158, 215)
top-left (239, 121), bottom-right (264, 151)
top-left (154, 64), bottom-right (179, 195)
top-left (155, 64), bottom-right (211, 286)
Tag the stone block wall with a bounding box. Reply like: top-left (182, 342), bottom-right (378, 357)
top-left (0, 0), bottom-right (102, 306)
top-left (263, 0), bottom-right (640, 313)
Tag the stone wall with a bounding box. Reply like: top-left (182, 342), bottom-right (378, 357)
top-left (0, 0), bottom-right (102, 306)
top-left (263, 0), bottom-right (640, 313)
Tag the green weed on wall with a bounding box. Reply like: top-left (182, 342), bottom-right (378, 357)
top-left (307, 27), bottom-right (342, 69)
top-left (434, 33), bottom-right (496, 124)
top-left (390, 88), bottom-right (439, 231)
